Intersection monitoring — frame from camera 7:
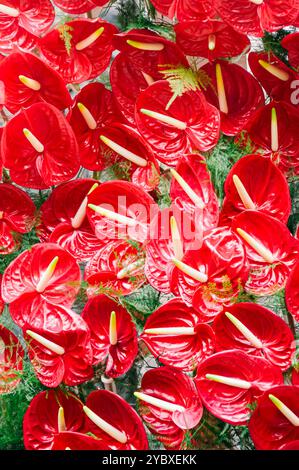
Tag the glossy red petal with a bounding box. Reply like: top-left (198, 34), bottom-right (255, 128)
top-left (195, 350), bottom-right (283, 425)
top-left (141, 298), bottom-right (215, 371)
top-left (282, 32), bottom-right (299, 70)
top-left (285, 260), bottom-right (299, 322)
top-left (84, 390), bottom-right (148, 450)
top-left (0, 26), bottom-right (37, 52)
top-left (220, 154), bottom-right (291, 225)
top-left (280, 441), bottom-right (299, 450)
top-left (213, 302), bottom-right (295, 371)
top-left (0, 325), bottom-right (23, 394)
top-left (53, 0), bottom-right (108, 14)
top-left (150, 0), bottom-right (216, 21)
top-left (135, 80), bottom-right (220, 166)
top-left (81, 294), bottom-right (138, 377)
top-left (23, 389), bottom-right (85, 450)
top-left (232, 210), bottom-right (299, 296)
top-left (52, 431), bottom-right (106, 450)
top-left (249, 385), bottom-right (299, 450)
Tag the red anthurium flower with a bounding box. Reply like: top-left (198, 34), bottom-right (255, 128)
top-left (0, 325), bottom-right (23, 394)
top-left (285, 260), bottom-right (299, 322)
top-left (53, 0), bottom-right (109, 14)
top-left (86, 180), bottom-right (157, 244)
top-left (135, 366), bottom-right (203, 450)
top-left (39, 19), bottom-right (118, 84)
top-left (0, 183), bottom-right (36, 254)
top-left (0, 52), bottom-right (71, 114)
top-left (145, 206), bottom-right (202, 294)
top-left (23, 303), bottom-right (93, 387)
top-left (67, 82), bottom-right (124, 171)
top-left (111, 29), bottom-right (187, 124)
top-left (217, 0), bottom-right (299, 37)
top-left (248, 52), bottom-right (299, 104)
top-left (23, 389), bottom-right (85, 450)
top-left (213, 303), bottom-right (295, 371)
top-left (282, 32), bottom-right (299, 70)
top-left (140, 298), bottom-right (215, 371)
top-left (135, 80), bottom-right (220, 166)
top-left (83, 390), bottom-right (148, 450)
top-left (36, 179), bottom-right (103, 262)
top-left (195, 350), bottom-right (283, 425)
top-left (1, 102), bottom-right (80, 189)
top-left (170, 226), bottom-right (248, 321)
top-left (232, 210), bottom-right (299, 296)
top-left (249, 385), bottom-right (299, 449)
top-left (150, 0), bottom-right (216, 21)
top-left (200, 61), bottom-right (264, 136)
top-left (52, 432), bottom-right (106, 450)
top-left (174, 19), bottom-right (250, 60)
top-left (1, 242), bottom-right (81, 327)
top-left (85, 239), bottom-right (146, 298)
top-left (220, 154), bottom-right (291, 225)
top-left (81, 294), bottom-right (138, 378)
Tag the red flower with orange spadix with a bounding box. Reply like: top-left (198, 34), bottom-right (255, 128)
top-left (0, 325), bottom-right (24, 394)
top-left (195, 350), bottom-right (283, 425)
top-left (249, 385), bottom-right (299, 449)
top-left (23, 303), bottom-right (93, 387)
top-left (0, 183), bottom-right (36, 254)
top-left (85, 239), bottom-right (146, 298)
top-left (140, 298), bottom-right (215, 371)
top-left (39, 19), bottom-right (118, 84)
top-left (217, 0), bottom-right (299, 36)
top-left (0, 52), bottom-right (71, 114)
top-left (232, 210), bottom-right (299, 296)
top-left (285, 260), bottom-right (299, 323)
top-left (53, 0), bottom-right (109, 14)
top-left (1, 243), bottom-right (81, 327)
top-left (36, 179), bottom-right (102, 262)
top-left (200, 61), bottom-right (264, 136)
top-left (150, 0), bottom-right (216, 21)
top-left (134, 366), bottom-right (203, 450)
top-left (67, 82), bottom-right (124, 171)
top-left (23, 389), bottom-right (85, 450)
top-left (220, 154), bottom-right (291, 225)
top-left (1, 102), bottom-right (80, 189)
top-left (81, 294), bottom-right (138, 378)
top-left (282, 32), bottom-right (299, 70)
top-left (86, 180), bottom-right (157, 244)
top-left (111, 29), bottom-right (187, 124)
top-left (174, 19), bottom-right (250, 61)
top-left (82, 390), bottom-right (148, 450)
top-left (170, 226), bottom-right (249, 321)
top-left (135, 80), bottom-right (220, 167)
top-left (213, 303), bottom-right (295, 371)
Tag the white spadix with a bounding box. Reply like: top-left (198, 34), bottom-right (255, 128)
top-left (126, 40), bottom-right (164, 51)
top-left (83, 406), bottom-right (127, 443)
top-left (18, 75), bottom-right (41, 91)
top-left (216, 63), bottom-right (228, 114)
top-left (170, 169), bottom-right (205, 209)
top-left (116, 259), bottom-right (145, 279)
top-left (208, 34), bottom-right (216, 51)
top-left (271, 107), bottom-right (279, 152)
top-left (36, 256), bottom-right (59, 293)
top-left (250, 0), bottom-right (263, 4)
top-left (205, 374), bottom-right (252, 390)
top-left (225, 312), bottom-right (263, 349)
top-left (100, 135), bottom-right (147, 167)
top-left (71, 182), bottom-right (98, 229)
top-left (23, 128), bottom-right (44, 153)
top-left (77, 102), bottom-right (97, 130)
top-left (269, 394), bottom-right (299, 427)
top-left (142, 71), bottom-right (155, 86)
top-left (232, 175), bottom-right (255, 210)
top-left (134, 392), bottom-right (185, 413)
top-left (26, 330), bottom-right (65, 355)
top-left (172, 258), bottom-right (208, 283)
top-left (0, 4), bottom-right (19, 16)
top-left (170, 215), bottom-right (184, 261)
top-left (236, 228), bottom-right (275, 264)
top-left (75, 27), bottom-right (104, 51)
top-left (88, 204), bottom-right (138, 227)
top-left (140, 108), bottom-right (187, 130)
top-left (258, 60), bottom-right (290, 81)
top-left (109, 311), bottom-right (117, 346)
top-left (58, 407), bottom-right (66, 433)
top-left (144, 327), bottom-right (195, 336)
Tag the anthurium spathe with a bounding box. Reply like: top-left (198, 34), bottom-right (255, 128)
top-left (23, 389), bottom-right (85, 450)
top-left (39, 19), bottom-right (118, 84)
top-left (23, 303), bottom-right (93, 387)
top-left (1, 102), bottom-right (80, 189)
top-left (282, 32), bottom-right (299, 70)
top-left (0, 325), bottom-right (24, 394)
top-left (53, 0), bottom-right (109, 14)
top-left (232, 210), bottom-right (299, 296)
top-left (135, 366), bottom-right (203, 450)
top-left (81, 294), bottom-right (138, 378)
top-left (135, 80), bottom-right (220, 166)
top-left (249, 385), bottom-right (299, 449)
top-left (0, 183), bottom-right (36, 254)
top-left (213, 303), bottom-right (295, 371)
top-left (195, 350), bottom-right (283, 425)
top-left (220, 154), bottom-right (291, 225)
top-left (1, 243), bottom-right (81, 327)
top-left (140, 298), bottom-right (215, 371)
top-left (285, 260), bottom-right (299, 322)
top-left (150, 0), bottom-right (216, 21)
top-left (0, 52), bottom-right (72, 114)
top-left (52, 432), bottom-right (106, 450)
